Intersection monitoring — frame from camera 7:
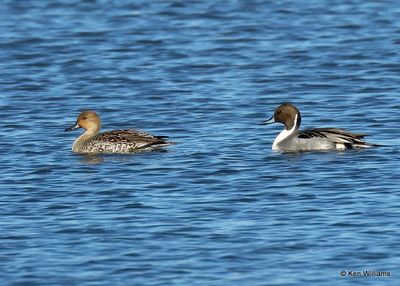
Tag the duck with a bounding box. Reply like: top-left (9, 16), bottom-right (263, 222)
top-left (261, 103), bottom-right (378, 152)
top-left (65, 110), bottom-right (173, 154)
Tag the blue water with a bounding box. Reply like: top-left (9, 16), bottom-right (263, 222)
top-left (1, 1), bottom-right (399, 285)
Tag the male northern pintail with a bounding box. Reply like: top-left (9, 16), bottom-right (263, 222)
top-left (261, 103), bottom-right (378, 152)
top-left (65, 110), bottom-right (173, 154)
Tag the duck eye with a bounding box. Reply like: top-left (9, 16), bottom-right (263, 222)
top-left (83, 117), bottom-right (87, 120)
top-left (277, 110), bottom-right (282, 115)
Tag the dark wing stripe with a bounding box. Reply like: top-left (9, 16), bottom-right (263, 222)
top-left (299, 128), bottom-right (370, 145)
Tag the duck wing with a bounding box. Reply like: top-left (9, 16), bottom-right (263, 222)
top-left (98, 129), bottom-right (170, 149)
top-left (298, 128), bottom-right (373, 148)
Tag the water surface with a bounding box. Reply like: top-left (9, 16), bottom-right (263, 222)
top-left (1, 1), bottom-right (399, 285)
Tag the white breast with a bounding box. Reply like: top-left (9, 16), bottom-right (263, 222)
top-left (272, 115), bottom-right (298, 151)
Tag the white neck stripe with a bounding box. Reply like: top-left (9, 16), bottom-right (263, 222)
top-left (272, 114), bottom-right (298, 150)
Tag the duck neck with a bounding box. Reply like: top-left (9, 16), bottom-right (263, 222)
top-left (72, 129), bottom-right (99, 152)
top-left (272, 114), bottom-right (298, 150)
top-left (84, 125), bottom-right (100, 136)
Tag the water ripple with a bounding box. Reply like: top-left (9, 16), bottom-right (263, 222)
top-left (0, 0), bottom-right (399, 285)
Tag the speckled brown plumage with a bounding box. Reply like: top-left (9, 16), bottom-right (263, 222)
top-left (65, 111), bottom-right (173, 154)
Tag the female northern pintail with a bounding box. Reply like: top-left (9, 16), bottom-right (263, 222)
top-left (65, 110), bottom-right (173, 154)
top-left (261, 103), bottom-right (378, 152)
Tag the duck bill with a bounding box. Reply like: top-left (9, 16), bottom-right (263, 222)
top-left (65, 123), bottom-right (80, 132)
top-left (260, 116), bottom-right (275, 125)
